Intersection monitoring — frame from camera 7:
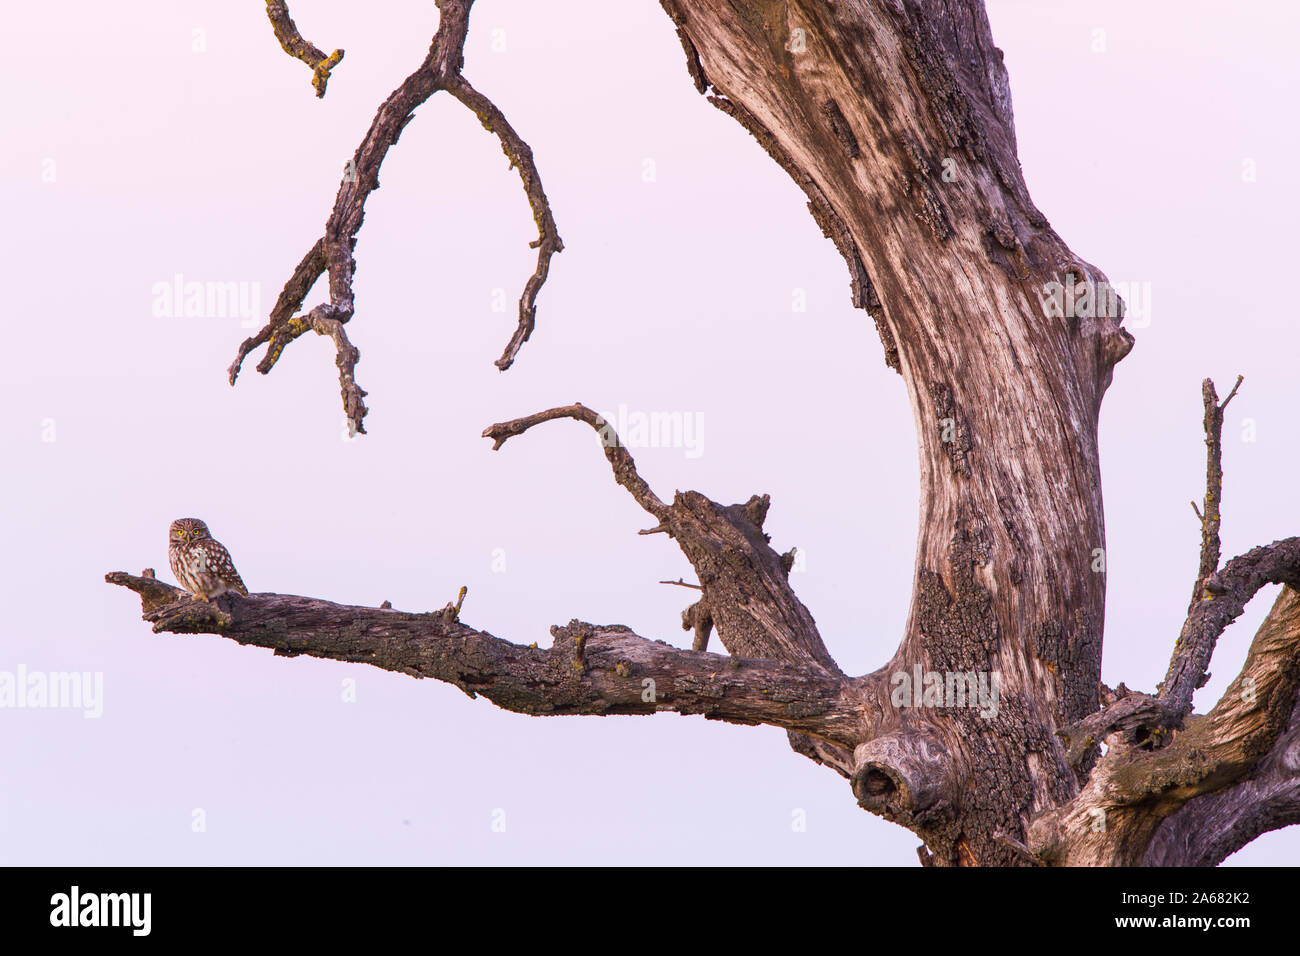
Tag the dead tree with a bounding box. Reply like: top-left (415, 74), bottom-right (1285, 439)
top-left (109, 0), bottom-right (1300, 866)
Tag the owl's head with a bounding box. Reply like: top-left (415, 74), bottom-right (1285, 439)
top-left (170, 517), bottom-right (211, 542)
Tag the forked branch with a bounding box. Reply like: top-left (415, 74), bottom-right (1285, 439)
top-left (233, 0), bottom-right (562, 433)
top-left (484, 404), bottom-right (840, 671)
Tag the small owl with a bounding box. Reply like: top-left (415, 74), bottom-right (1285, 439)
top-left (168, 518), bottom-right (248, 601)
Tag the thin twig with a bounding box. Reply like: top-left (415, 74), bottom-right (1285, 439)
top-left (1220, 374), bottom-right (1244, 410)
top-left (483, 404), bottom-right (670, 522)
top-left (482, 405), bottom-right (837, 669)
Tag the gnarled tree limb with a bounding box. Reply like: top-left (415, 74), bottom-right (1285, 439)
top-left (1160, 538), bottom-right (1300, 725)
top-left (105, 571), bottom-right (861, 743)
top-left (484, 403), bottom-right (839, 671)
top-left (233, 0), bottom-right (562, 433)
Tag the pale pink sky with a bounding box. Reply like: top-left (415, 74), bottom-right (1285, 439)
top-left (1, 0), bottom-right (1296, 864)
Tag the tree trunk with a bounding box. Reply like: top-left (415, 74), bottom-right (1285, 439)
top-left (664, 0), bottom-right (1131, 864)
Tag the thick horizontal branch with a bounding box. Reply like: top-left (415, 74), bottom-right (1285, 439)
top-left (105, 571), bottom-right (860, 745)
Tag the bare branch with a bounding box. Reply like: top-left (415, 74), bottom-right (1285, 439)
top-left (1133, 586), bottom-right (1300, 805)
top-left (1037, 380), bottom-right (1298, 863)
top-left (234, 0), bottom-right (560, 433)
top-left (1187, 375), bottom-right (1243, 615)
top-left (484, 404), bottom-right (840, 671)
top-left (1063, 378), bottom-right (1290, 751)
top-left (1161, 538), bottom-right (1300, 727)
top-left (1058, 376), bottom-right (1297, 750)
top-left (228, 238), bottom-right (325, 386)
top-left (105, 571), bottom-right (861, 744)
top-left (1220, 374), bottom-right (1244, 409)
top-left (483, 403), bottom-right (670, 521)
top-left (265, 0), bottom-right (344, 97)
top-left (446, 75), bottom-right (564, 370)
top-left (660, 578), bottom-right (703, 590)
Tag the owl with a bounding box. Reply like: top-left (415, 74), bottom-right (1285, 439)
top-left (168, 518), bottom-right (248, 601)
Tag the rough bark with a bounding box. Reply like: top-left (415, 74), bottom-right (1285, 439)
top-left (104, 571), bottom-right (861, 741)
top-left (107, 0), bottom-right (1300, 865)
top-left (660, 0), bottom-right (1132, 865)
